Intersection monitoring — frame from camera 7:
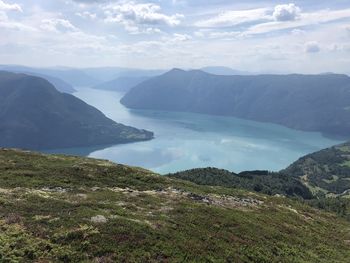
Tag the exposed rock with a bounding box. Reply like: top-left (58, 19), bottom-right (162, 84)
top-left (91, 215), bottom-right (107, 224)
top-left (41, 187), bottom-right (69, 193)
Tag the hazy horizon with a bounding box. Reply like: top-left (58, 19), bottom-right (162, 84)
top-left (0, 0), bottom-right (350, 74)
top-left (1, 64), bottom-right (349, 76)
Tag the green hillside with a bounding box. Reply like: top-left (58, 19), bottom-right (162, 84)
top-left (167, 143), bottom-right (350, 199)
top-left (167, 168), bottom-right (313, 199)
top-left (0, 149), bottom-right (350, 262)
top-left (167, 142), bottom-right (350, 221)
top-left (282, 141), bottom-right (350, 197)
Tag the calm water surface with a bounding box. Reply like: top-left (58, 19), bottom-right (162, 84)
top-left (48, 87), bottom-right (343, 174)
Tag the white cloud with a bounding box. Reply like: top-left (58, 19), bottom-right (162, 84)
top-left (172, 33), bottom-right (192, 41)
top-left (1, 0), bottom-right (350, 73)
top-left (272, 3), bottom-right (301, 21)
top-left (340, 44), bottom-right (350, 52)
top-left (145, 27), bottom-right (161, 34)
top-left (0, 19), bottom-right (35, 31)
top-left (195, 8), bottom-right (270, 27)
top-left (346, 25), bottom-right (350, 34)
top-left (246, 8), bottom-right (350, 35)
top-left (194, 31), bottom-right (204, 38)
top-left (76, 11), bottom-right (97, 20)
top-left (208, 31), bottom-right (241, 39)
top-left (40, 18), bottom-right (78, 33)
top-left (0, 0), bottom-right (22, 12)
top-left (305, 41), bottom-right (320, 53)
top-left (291, 28), bottom-right (305, 36)
top-left (195, 4), bottom-right (350, 40)
top-left (0, 1), bottom-right (34, 31)
top-left (103, 2), bottom-right (183, 33)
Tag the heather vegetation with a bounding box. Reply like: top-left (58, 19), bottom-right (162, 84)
top-left (1, 149), bottom-right (350, 262)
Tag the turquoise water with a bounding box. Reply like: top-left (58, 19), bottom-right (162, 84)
top-left (48, 87), bottom-right (342, 174)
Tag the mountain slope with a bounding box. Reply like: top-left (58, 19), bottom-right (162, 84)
top-left (34, 73), bottom-right (76, 93)
top-left (200, 66), bottom-right (250, 75)
top-left (0, 148), bottom-right (349, 262)
top-left (121, 69), bottom-right (350, 137)
top-left (92, 76), bottom-right (149, 92)
top-left (167, 168), bottom-right (313, 199)
top-left (282, 141), bottom-right (350, 197)
top-left (0, 71), bottom-right (153, 150)
top-left (0, 67), bottom-right (75, 93)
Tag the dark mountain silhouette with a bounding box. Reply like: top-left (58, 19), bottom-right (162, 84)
top-left (0, 71), bottom-right (153, 150)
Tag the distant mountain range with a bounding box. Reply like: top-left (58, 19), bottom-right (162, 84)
top-left (92, 76), bottom-right (149, 93)
top-left (200, 66), bottom-right (251, 75)
top-left (0, 65), bottom-right (100, 87)
top-left (0, 66), bottom-right (76, 93)
top-left (0, 65), bottom-right (166, 90)
top-left (121, 68), bottom-right (350, 138)
top-left (82, 67), bottom-right (165, 81)
top-left (0, 71), bottom-right (153, 150)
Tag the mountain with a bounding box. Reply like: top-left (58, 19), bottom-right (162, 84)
top-left (92, 76), bottom-right (149, 92)
top-left (82, 67), bottom-right (165, 81)
top-left (200, 66), bottom-right (250, 75)
top-left (0, 148), bottom-right (349, 262)
top-left (167, 168), bottom-right (313, 199)
top-left (281, 141), bottom-right (350, 197)
top-left (0, 66), bottom-right (75, 93)
top-left (0, 71), bottom-right (153, 150)
top-left (121, 69), bottom-right (350, 138)
top-left (80, 67), bottom-right (131, 82)
top-left (0, 65), bottom-right (100, 87)
top-left (34, 74), bottom-right (76, 93)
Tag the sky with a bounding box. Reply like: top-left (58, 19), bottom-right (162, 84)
top-left (1, 0), bottom-right (350, 73)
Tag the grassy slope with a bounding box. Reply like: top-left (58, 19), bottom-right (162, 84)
top-left (0, 149), bottom-right (350, 262)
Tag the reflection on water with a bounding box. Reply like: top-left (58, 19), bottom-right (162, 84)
top-left (45, 87), bottom-right (343, 174)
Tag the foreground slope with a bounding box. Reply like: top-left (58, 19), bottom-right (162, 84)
top-left (0, 71), bottom-right (153, 150)
top-left (0, 149), bottom-right (349, 262)
top-left (121, 69), bottom-right (350, 137)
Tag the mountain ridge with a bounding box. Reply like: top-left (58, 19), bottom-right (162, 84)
top-left (0, 71), bottom-right (153, 150)
top-left (121, 69), bottom-right (350, 138)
